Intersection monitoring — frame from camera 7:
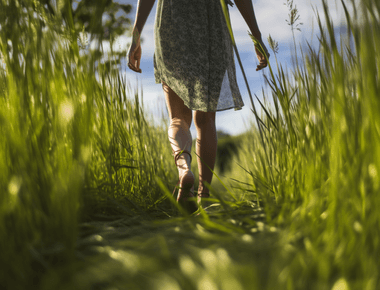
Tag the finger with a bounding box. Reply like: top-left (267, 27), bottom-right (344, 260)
top-left (128, 62), bottom-right (135, 71)
top-left (128, 62), bottom-right (142, 73)
top-left (259, 60), bottom-right (267, 67)
top-left (137, 58), bottom-right (140, 71)
top-left (129, 49), bottom-right (142, 73)
top-left (256, 63), bottom-right (267, 71)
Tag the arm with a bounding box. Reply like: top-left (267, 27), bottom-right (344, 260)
top-left (132, 0), bottom-right (156, 37)
top-left (128, 0), bottom-right (155, 73)
top-left (234, 0), bottom-right (262, 41)
top-left (235, 0), bottom-right (269, 70)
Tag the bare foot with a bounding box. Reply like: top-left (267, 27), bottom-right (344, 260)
top-left (177, 170), bottom-right (197, 213)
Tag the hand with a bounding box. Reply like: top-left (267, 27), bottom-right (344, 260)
top-left (127, 32), bottom-right (142, 73)
top-left (255, 41), bottom-right (270, 71)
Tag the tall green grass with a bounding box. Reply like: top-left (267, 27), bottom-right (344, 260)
top-left (0, 1), bottom-right (177, 288)
top-left (1, 0), bottom-right (379, 289)
top-left (229, 0), bottom-right (380, 288)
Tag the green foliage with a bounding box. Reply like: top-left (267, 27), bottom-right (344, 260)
top-left (230, 0), bottom-right (380, 288)
top-left (71, 0), bottom-right (132, 42)
top-left (73, 0), bottom-right (134, 72)
top-left (0, 0), bottom-right (173, 288)
top-left (215, 134), bottom-right (244, 175)
top-left (1, 0), bottom-right (380, 289)
top-left (70, 0), bottom-right (134, 72)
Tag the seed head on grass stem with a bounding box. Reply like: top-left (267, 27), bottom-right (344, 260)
top-left (267, 34), bottom-right (279, 55)
top-left (284, 0), bottom-right (303, 68)
top-left (284, 0), bottom-right (303, 33)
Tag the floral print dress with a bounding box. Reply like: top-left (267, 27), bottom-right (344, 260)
top-left (153, 0), bottom-right (244, 112)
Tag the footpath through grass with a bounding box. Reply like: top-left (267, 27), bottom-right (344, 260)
top-left (40, 200), bottom-right (279, 290)
top-left (1, 0), bottom-right (379, 289)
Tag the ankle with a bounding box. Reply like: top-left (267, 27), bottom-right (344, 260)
top-left (197, 188), bottom-right (210, 197)
top-left (176, 155), bottom-right (191, 171)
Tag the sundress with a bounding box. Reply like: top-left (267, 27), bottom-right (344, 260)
top-left (153, 0), bottom-right (244, 112)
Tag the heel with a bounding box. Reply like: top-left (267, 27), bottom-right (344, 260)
top-left (173, 150), bottom-right (198, 214)
top-left (179, 169), bottom-right (195, 190)
top-left (177, 170), bottom-right (197, 213)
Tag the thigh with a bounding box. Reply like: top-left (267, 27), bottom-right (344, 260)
top-left (162, 81), bottom-right (192, 128)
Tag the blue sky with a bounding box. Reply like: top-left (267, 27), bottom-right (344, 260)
top-left (102, 0), bottom-right (354, 138)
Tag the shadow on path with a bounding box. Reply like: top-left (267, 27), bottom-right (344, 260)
top-left (40, 199), bottom-right (280, 290)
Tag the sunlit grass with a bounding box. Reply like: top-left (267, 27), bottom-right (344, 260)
top-left (0, 1), bottom-right (176, 288)
top-left (229, 0), bottom-right (380, 288)
top-left (1, 0), bottom-right (379, 289)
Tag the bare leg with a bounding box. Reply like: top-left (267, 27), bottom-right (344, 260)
top-left (168, 118), bottom-right (193, 176)
top-left (194, 111), bottom-right (217, 196)
top-left (162, 81), bottom-right (196, 209)
top-left (162, 80), bottom-right (192, 170)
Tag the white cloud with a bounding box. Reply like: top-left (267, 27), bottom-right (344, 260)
top-left (230, 0), bottom-right (355, 52)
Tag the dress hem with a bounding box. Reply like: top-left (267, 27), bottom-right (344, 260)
top-left (156, 77), bottom-right (244, 113)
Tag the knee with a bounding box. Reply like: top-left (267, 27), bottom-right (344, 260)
top-left (194, 111), bottom-right (216, 128)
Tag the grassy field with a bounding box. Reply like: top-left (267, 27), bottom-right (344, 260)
top-left (1, 0), bottom-right (379, 289)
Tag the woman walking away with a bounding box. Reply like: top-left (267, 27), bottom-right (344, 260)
top-left (127, 0), bottom-right (269, 213)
